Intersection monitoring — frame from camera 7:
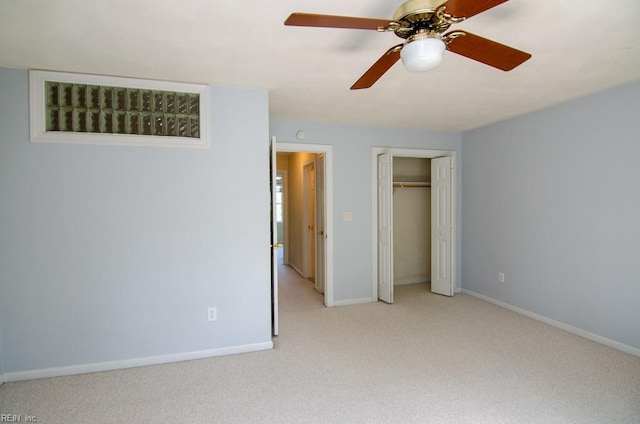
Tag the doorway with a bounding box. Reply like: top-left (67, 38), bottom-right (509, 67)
top-left (392, 157), bottom-right (432, 287)
top-left (372, 147), bottom-right (457, 303)
top-left (271, 141), bottom-right (334, 334)
top-left (275, 172), bottom-right (285, 250)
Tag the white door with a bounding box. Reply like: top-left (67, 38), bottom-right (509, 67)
top-left (377, 153), bottom-right (394, 303)
top-left (431, 156), bottom-right (453, 296)
top-left (315, 154), bottom-right (326, 295)
top-left (270, 136), bottom-right (279, 335)
top-left (302, 161), bottom-right (315, 279)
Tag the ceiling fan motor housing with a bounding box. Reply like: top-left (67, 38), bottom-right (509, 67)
top-left (391, 0), bottom-right (457, 40)
top-left (393, 0), bottom-right (447, 22)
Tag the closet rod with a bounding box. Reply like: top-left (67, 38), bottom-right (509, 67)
top-left (393, 182), bottom-right (431, 188)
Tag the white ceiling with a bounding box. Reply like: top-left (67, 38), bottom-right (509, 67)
top-left (1, 0), bottom-right (639, 131)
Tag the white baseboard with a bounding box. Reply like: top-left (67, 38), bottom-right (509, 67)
top-left (462, 289), bottom-right (640, 358)
top-left (289, 264), bottom-right (305, 278)
top-left (0, 373), bottom-right (5, 386)
top-left (3, 341), bottom-right (273, 383)
top-left (333, 297), bottom-right (375, 307)
top-left (455, 287), bottom-right (462, 294)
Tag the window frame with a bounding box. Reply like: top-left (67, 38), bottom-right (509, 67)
top-left (29, 70), bottom-right (209, 148)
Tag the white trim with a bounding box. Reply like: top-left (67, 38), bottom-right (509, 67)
top-left (2, 342), bottom-right (273, 383)
top-left (462, 289), bottom-right (640, 358)
top-left (270, 136), bottom-right (279, 336)
top-left (289, 263), bottom-right (305, 278)
top-left (29, 70), bottom-right (209, 148)
top-left (371, 147), bottom-right (457, 301)
top-left (333, 298), bottom-right (376, 307)
top-left (0, 373), bottom-right (5, 385)
top-left (276, 142), bottom-right (334, 307)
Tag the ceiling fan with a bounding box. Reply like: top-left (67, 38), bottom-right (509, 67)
top-left (284, 0), bottom-right (531, 90)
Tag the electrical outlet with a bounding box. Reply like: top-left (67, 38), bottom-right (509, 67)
top-left (498, 272), bottom-right (505, 283)
top-left (207, 307), bottom-right (217, 321)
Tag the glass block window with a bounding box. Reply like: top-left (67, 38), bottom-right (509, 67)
top-left (45, 82), bottom-right (200, 138)
top-left (30, 71), bottom-right (209, 148)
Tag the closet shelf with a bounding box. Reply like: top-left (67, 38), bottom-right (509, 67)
top-left (393, 181), bottom-right (431, 188)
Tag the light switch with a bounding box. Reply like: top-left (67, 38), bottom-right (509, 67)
top-left (343, 212), bottom-right (353, 221)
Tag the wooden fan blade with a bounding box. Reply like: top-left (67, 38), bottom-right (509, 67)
top-left (351, 46), bottom-right (402, 90)
top-left (445, 31), bottom-right (531, 71)
top-left (444, 0), bottom-right (508, 18)
top-left (285, 13), bottom-right (397, 30)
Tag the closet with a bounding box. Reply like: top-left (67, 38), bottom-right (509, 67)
top-left (392, 157), bottom-right (431, 286)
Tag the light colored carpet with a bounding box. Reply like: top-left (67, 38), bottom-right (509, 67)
top-left (1, 265), bottom-right (639, 423)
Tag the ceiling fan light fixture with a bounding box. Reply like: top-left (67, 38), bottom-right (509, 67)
top-left (400, 36), bottom-right (446, 72)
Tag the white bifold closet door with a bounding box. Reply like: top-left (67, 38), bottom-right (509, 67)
top-left (431, 156), bottom-right (453, 296)
top-left (377, 153), bottom-right (394, 303)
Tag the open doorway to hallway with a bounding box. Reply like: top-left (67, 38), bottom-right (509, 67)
top-left (270, 140), bottom-right (333, 336)
top-left (273, 142), bottom-right (334, 313)
top-left (276, 151), bottom-right (323, 299)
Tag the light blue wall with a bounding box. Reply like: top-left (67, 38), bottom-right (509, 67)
top-left (462, 81), bottom-right (640, 350)
top-left (0, 321), bottom-right (4, 381)
top-left (0, 68), bottom-right (272, 374)
top-left (270, 120), bottom-right (462, 302)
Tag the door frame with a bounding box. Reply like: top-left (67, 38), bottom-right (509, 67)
top-left (275, 170), bottom-right (289, 265)
top-left (277, 142), bottom-right (334, 307)
top-left (371, 147), bottom-right (457, 300)
top-left (314, 153), bottom-right (326, 295)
